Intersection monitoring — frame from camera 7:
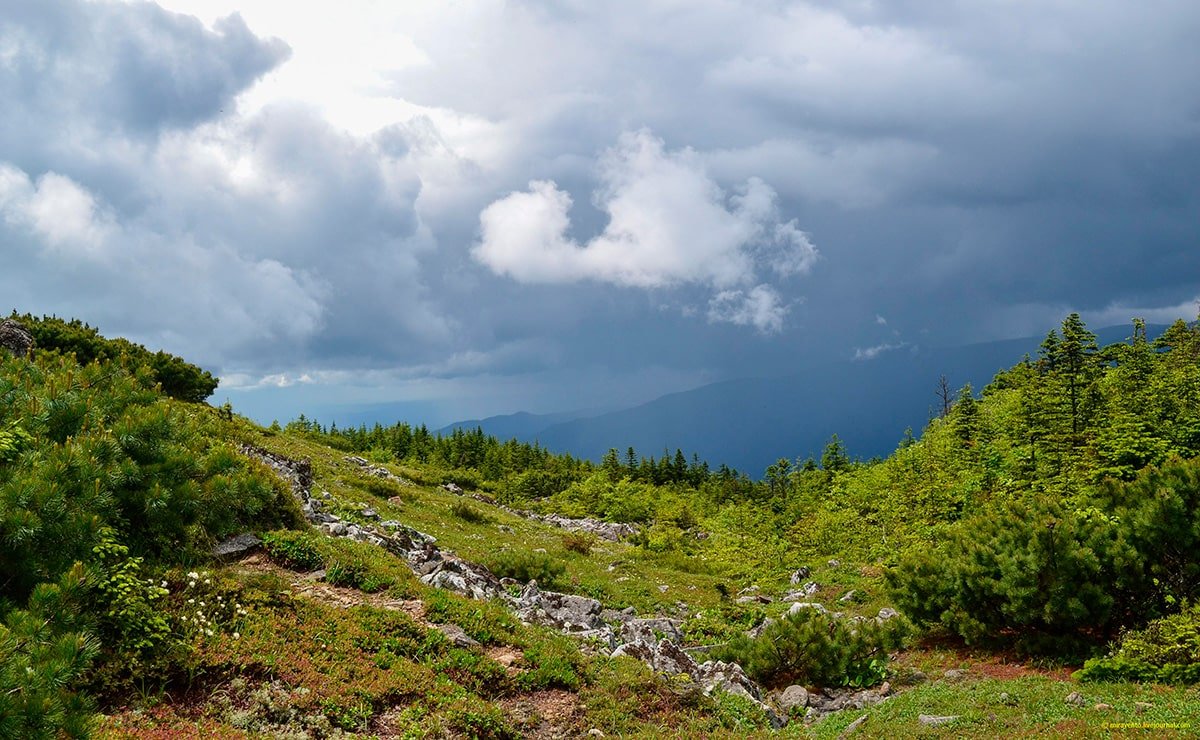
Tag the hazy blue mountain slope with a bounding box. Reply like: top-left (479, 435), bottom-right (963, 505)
top-left (481, 326), bottom-right (1152, 474)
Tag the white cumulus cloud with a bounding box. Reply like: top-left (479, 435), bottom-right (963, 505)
top-left (474, 130), bottom-right (816, 332)
top-left (707, 285), bottom-right (790, 335)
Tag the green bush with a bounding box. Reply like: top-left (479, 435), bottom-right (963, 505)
top-left (262, 530), bottom-right (326, 571)
top-left (485, 550), bottom-right (566, 589)
top-left (887, 458), bottom-right (1200, 655)
top-left (710, 607), bottom-right (909, 688)
top-left (450, 500), bottom-right (493, 524)
top-left (1077, 602), bottom-right (1200, 684)
top-left (518, 635), bottom-right (584, 690)
top-left (422, 590), bottom-right (523, 646)
top-left (0, 568), bottom-right (98, 739)
top-left (13, 313), bottom-right (219, 402)
top-left (561, 531), bottom-right (595, 555)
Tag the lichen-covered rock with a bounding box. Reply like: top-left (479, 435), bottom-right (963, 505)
top-left (212, 533), bottom-right (262, 560)
top-left (0, 319), bottom-right (33, 358)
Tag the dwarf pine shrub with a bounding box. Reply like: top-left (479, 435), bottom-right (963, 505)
top-left (710, 607), bottom-right (909, 688)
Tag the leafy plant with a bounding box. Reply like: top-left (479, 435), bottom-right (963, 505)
top-left (561, 530), bottom-right (595, 555)
top-left (710, 607), bottom-right (909, 688)
top-left (450, 500), bottom-right (494, 524)
top-left (485, 550), bottom-right (566, 589)
top-left (1077, 602), bottom-right (1200, 684)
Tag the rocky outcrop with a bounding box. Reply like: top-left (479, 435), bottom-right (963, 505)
top-left (0, 319), bottom-right (33, 358)
top-left (344, 455), bottom-right (415, 486)
top-left (243, 445), bottom-right (783, 724)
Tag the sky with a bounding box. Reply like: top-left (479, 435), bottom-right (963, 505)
top-left (2, 0), bottom-right (1197, 427)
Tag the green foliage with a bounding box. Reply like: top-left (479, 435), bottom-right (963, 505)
top-left (12, 313), bottom-right (219, 402)
top-left (450, 499), bottom-right (494, 524)
top-left (88, 530), bottom-right (171, 658)
top-left (1077, 602), bottom-right (1200, 684)
top-left (0, 353), bottom-right (301, 604)
top-left (0, 607), bottom-right (98, 739)
top-left (561, 530), bottom-right (595, 555)
top-left (711, 607), bottom-right (909, 688)
top-left (518, 634), bottom-right (584, 691)
top-left (486, 550), bottom-right (567, 589)
top-left (422, 590), bottom-right (523, 646)
top-left (709, 689), bottom-right (774, 730)
top-left (321, 538), bottom-right (420, 595)
top-left (889, 456), bottom-right (1200, 655)
top-left (261, 529), bottom-right (326, 571)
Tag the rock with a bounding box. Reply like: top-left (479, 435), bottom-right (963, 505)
top-left (897, 669), bottom-right (927, 685)
top-left (588, 730), bottom-right (605, 738)
top-left (878, 681), bottom-right (891, 697)
top-left (746, 617), bottom-right (775, 638)
top-left (1092, 703), bottom-right (1113, 711)
top-left (0, 319), bottom-right (33, 357)
top-left (783, 581), bottom-right (821, 601)
top-left (789, 567), bottom-right (811, 584)
top-left (787, 602), bottom-right (829, 616)
top-left (328, 522), bottom-right (348, 537)
top-left (736, 594), bottom-right (772, 604)
top-left (777, 685), bottom-right (809, 714)
top-left (839, 714), bottom-right (868, 738)
top-left (918, 714), bottom-right (959, 726)
top-left (441, 482), bottom-right (464, 494)
top-left (361, 508), bottom-right (379, 519)
top-left (651, 639), bottom-right (697, 676)
top-left (432, 623), bottom-right (479, 648)
top-left (696, 660), bottom-right (760, 701)
top-left (387, 496), bottom-right (405, 506)
top-left (838, 589), bottom-right (863, 603)
top-left (876, 607), bottom-right (900, 621)
top-left (496, 524), bottom-right (513, 533)
top-left (1065, 691), bottom-right (1087, 707)
top-left (657, 584), bottom-right (669, 593)
top-left (212, 533), bottom-right (261, 560)
top-left (998, 691), bottom-right (1016, 705)
top-left (827, 559), bottom-right (841, 568)
top-left (943, 668), bottom-right (968, 681)
top-left (621, 618), bottom-right (682, 645)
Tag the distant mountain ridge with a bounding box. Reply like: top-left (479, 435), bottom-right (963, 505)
top-left (442, 325), bottom-right (1159, 475)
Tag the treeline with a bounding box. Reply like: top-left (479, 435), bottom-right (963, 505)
top-left (279, 415), bottom-right (742, 490)
top-left (9, 312), bottom-right (219, 402)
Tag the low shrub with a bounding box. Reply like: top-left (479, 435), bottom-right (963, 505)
top-left (561, 531), bottom-right (595, 555)
top-left (261, 530), bottom-right (326, 571)
top-left (1077, 602), bottom-right (1200, 684)
top-left (450, 500), bottom-right (494, 525)
top-left (422, 590), bottom-right (523, 646)
top-left (710, 607), bottom-right (909, 688)
top-left (518, 634), bottom-right (584, 691)
top-left (486, 550), bottom-right (566, 589)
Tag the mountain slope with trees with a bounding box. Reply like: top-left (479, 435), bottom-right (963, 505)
top-left (2, 313), bottom-right (1200, 738)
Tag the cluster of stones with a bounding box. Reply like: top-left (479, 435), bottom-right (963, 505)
top-left (344, 455), bottom-right (416, 486)
top-left (233, 448), bottom-right (791, 722)
top-left (234, 448), bottom-right (930, 727)
top-left (419, 468), bottom-right (642, 543)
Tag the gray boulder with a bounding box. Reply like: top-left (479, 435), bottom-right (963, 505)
top-left (777, 685), bottom-right (809, 714)
top-left (212, 533), bottom-right (261, 560)
top-left (0, 319), bottom-right (33, 358)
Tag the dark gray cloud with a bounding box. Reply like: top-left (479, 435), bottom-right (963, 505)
top-left (2, 0), bottom-right (1198, 425)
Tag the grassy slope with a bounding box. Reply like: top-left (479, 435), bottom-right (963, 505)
top-left (96, 417), bottom-right (1200, 738)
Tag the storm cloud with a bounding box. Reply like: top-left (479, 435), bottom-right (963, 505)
top-left (3, 0), bottom-right (1197, 424)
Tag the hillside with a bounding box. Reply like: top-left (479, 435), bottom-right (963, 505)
top-left (442, 326), bottom-right (1158, 474)
top-left (3, 313), bottom-right (1200, 738)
